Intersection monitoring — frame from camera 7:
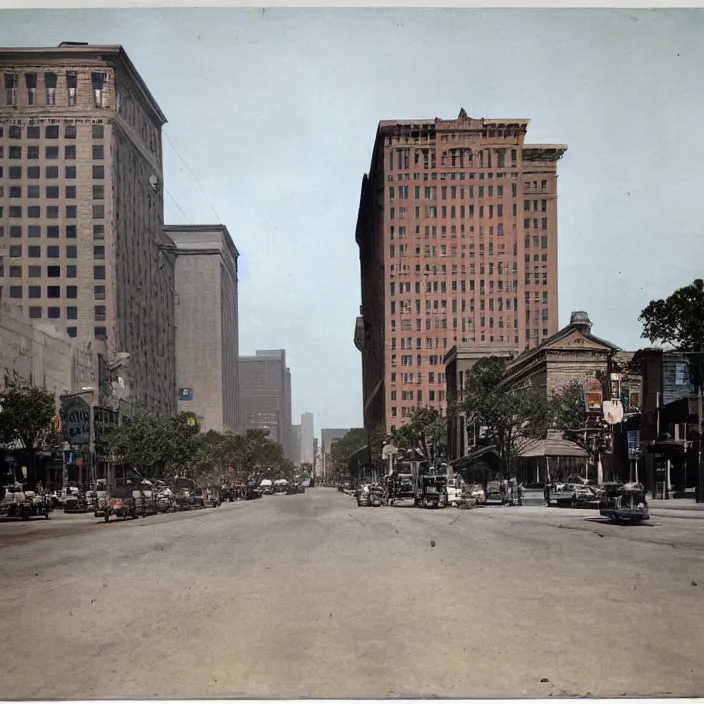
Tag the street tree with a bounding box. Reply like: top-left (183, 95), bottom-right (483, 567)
top-left (638, 278), bottom-right (704, 389)
top-left (462, 356), bottom-right (553, 470)
top-left (388, 406), bottom-right (447, 460)
top-left (0, 384), bottom-right (56, 480)
top-left (329, 428), bottom-right (367, 480)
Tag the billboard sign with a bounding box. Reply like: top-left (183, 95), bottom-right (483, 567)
top-left (60, 396), bottom-right (91, 445)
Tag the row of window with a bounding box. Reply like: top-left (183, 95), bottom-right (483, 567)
top-left (0, 204), bottom-right (105, 219)
top-left (390, 184), bottom-right (519, 200)
top-left (390, 371), bottom-right (447, 384)
top-left (3, 71), bottom-right (107, 108)
top-left (0, 144), bottom-right (104, 160)
top-left (0, 166), bottom-right (105, 182)
top-left (388, 171), bottom-right (518, 183)
top-left (0, 224), bottom-right (105, 239)
top-left (2, 123), bottom-right (105, 140)
top-left (24, 305), bottom-right (106, 320)
top-left (389, 296), bottom-right (524, 314)
top-left (1, 185), bottom-right (105, 199)
top-left (5, 267), bottom-right (107, 291)
top-left (389, 147), bottom-right (517, 171)
top-left (6, 245), bottom-right (104, 259)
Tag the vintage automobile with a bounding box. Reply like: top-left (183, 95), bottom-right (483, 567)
top-left (170, 478), bottom-right (197, 510)
top-left (357, 483), bottom-right (383, 507)
top-left (63, 486), bottom-right (89, 513)
top-left (484, 479), bottom-right (505, 505)
top-left (548, 479), bottom-right (603, 508)
top-left (0, 484), bottom-right (51, 519)
top-left (415, 473), bottom-right (448, 509)
top-left (599, 482), bottom-right (649, 522)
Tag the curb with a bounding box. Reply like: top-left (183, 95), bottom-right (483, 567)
top-left (649, 509), bottom-right (704, 521)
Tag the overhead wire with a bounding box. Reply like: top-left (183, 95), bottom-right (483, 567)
top-left (164, 185), bottom-right (192, 224)
top-left (163, 130), bottom-right (222, 223)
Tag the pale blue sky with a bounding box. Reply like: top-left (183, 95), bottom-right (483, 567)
top-left (2, 8), bottom-right (703, 435)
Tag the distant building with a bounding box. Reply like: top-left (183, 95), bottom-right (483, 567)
top-left (239, 349), bottom-right (290, 451)
top-left (321, 428), bottom-right (350, 477)
top-left (167, 224), bottom-right (240, 435)
top-left (291, 424), bottom-right (302, 466)
top-left (355, 109), bottom-right (567, 435)
top-left (0, 44), bottom-right (176, 414)
top-left (301, 412), bottom-right (314, 465)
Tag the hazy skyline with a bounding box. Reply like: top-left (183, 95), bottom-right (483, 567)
top-left (2, 7), bottom-right (703, 434)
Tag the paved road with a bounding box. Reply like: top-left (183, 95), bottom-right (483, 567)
top-left (1, 489), bottom-right (703, 699)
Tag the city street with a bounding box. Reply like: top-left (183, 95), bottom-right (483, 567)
top-left (1, 488), bottom-right (704, 699)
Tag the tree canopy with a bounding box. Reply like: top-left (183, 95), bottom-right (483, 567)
top-left (461, 356), bottom-right (553, 468)
top-left (329, 428), bottom-right (367, 480)
top-left (387, 406), bottom-right (447, 459)
top-left (0, 385), bottom-right (56, 453)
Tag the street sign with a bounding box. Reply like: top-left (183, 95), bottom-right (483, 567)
top-left (179, 388), bottom-right (194, 401)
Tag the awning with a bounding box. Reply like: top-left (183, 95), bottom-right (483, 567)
top-left (450, 445), bottom-right (500, 469)
top-left (515, 430), bottom-right (588, 458)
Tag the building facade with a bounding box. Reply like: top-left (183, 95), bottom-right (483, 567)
top-left (166, 224), bottom-right (241, 435)
top-left (355, 109), bottom-right (566, 433)
top-left (290, 423), bottom-right (302, 466)
top-left (321, 427), bottom-right (350, 477)
top-left (0, 44), bottom-right (175, 414)
top-left (240, 349), bottom-right (290, 452)
top-left (300, 411), bottom-right (314, 465)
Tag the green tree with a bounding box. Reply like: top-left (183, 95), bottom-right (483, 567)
top-left (462, 356), bottom-right (553, 470)
top-left (0, 385), bottom-right (56, 480)
top-left (638, 278), bottom-right (704, 389)
top-left (107, 413), bottom-right (169, 477)
top-left (329, 428), bottom-right (367, 480)
top-left (388, 406), bottom-right (447, 460)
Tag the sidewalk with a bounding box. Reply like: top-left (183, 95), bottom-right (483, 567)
top-left (648, 498), bottom-right (704, 520)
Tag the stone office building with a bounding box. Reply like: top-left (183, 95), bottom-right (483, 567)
top-left (0, 43), bottom-right (175, 414)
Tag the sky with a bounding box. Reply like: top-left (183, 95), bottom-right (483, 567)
top-left (1, 7), bottom-right (703, 436)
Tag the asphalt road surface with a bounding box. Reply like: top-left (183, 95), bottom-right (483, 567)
top-left (1, 488), bottom-right (703, 699)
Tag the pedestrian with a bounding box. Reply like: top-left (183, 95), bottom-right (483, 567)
top-left (517, 481), bottom-right (524, 506)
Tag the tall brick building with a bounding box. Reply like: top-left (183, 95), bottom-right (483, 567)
top-left (166, 224), bottom-right (241, 435)
top-left (0, 44), bottom-right (175, 414)
top-left (355, 109), bottom-right (566, 433)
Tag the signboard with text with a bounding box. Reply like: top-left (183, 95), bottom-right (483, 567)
top-left (60, 396), bottom-right (91, 446)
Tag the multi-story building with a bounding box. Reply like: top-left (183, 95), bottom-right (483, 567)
top-left (321, 427), bottom-right (350, 476)
top-left (240, 349), bottom-right (291, 454)
top-left (290, 423), bottom-right (302, 466)
top-left (0, 43), bottom-right (175, 414)
top-left (355, 109), bottom-right (567, 433)
top-left (300, 411), bottom-right (314, 465)
top-left (166, 224), bottom-right (241, 435)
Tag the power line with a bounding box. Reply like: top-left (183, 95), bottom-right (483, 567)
top-left (164, 185), bottom-right (191, 224)
top-left (164, 130), bottom-right (221, 223)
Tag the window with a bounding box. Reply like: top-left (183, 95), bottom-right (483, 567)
top-left (28, 285), bottom-right (41, 298)
top-left (46, 165), bottom-right (59, 179)
top-left (9, 167), bottom-right (21, 179)
top-left (66, 307), bottom-right (78, 320)
top-left (45, 125), bottom-right (59, 139)
top-left (47, 246), bottom-right (60, 259)
top-left (92, 204), bottom-right (105, 219)
top-left (92, 144), bottom-right (104, 160)
top-left (67, 327), bottom-right (77, 338)
top-left (47, 286), bottom-right (61, 299)
top-left (66, 245), bottom-right (77, 259)
top-left (47, 206), bottom-right (59, 219)
top-left (94, 327), bottom-right (107, 340)
top-left (27, 206), bottom-right (41, 219)
top-left (65, 165), bottom-right (76, 179)
top-left (65, 145), bottom-right (76, 160)
top-left (92, 72), bottom-right (106, 107)
top-left (29, 307), bottom-right (42, 320)
top-left (47, 226), bottom-right (59, 239)
top-left (64, 124), bottom-right (77, 139)
top-left (47, 307), bottom-right (61, 320)
top-left (9, 265), bottom-right (21, 278)
top-left (9, 146), bottom-right (21, 160)
top-left (9, 185), bottom-right (21, 198)
top-left (4, 74), bottom-right (18, 106)
top-left (94, 285), bottom-right (106, 300)
top-left (46, 186), bottom-right (59, 199)
top-left (28, 266), bottom-right (41, 278)
top-left (92, 124), bottom-right (104, 139)
top-left (45, 72), bottom-right (57, 105)
top-left (66, 186), bottom-right (76, 199)
top-left (47, 266), bottom-right (61, 278)
top-left (66, 286), bottom-right (78, 299)
top-left (94, 265), bottom-right (106, 280)
top-left (27, 166), bottom-right (40, 179)
top-left (28, 185), bottom-right (40, 199)
top-left (66, 265), bottom-right (77, 278)
top-left (9, 225), bottom-right (21, 238)
top-left (93, 185), bottom-right (104, 200)
top-left (65, 225), bottom-right (77, 239)
top-left (9, 286), bottom-right (22, 299)
top-left (93, 225), bottom-right (105, 239)
top-left (28, 246), bottom-right (41, 258)
top-left (67, 71), bottom-right (77, 105)
top-left (94, 306), bottom-right (106, 321)
top-left (93, 165), bottom-right (104, 179)
top-left (45, 146), bottom-right (59, 159)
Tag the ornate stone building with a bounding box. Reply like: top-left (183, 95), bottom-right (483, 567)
top-left (0, 44), bottom-right (175, 415)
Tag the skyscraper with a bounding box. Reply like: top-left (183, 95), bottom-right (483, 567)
top-left (0, 43), bottom-right (175, 414)
top-left (167, 224), bottom-right (241, 434)
top-left (300, 412), bottom-right (314, 465)
top-left (355, 109), bottom-right (566, 433)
